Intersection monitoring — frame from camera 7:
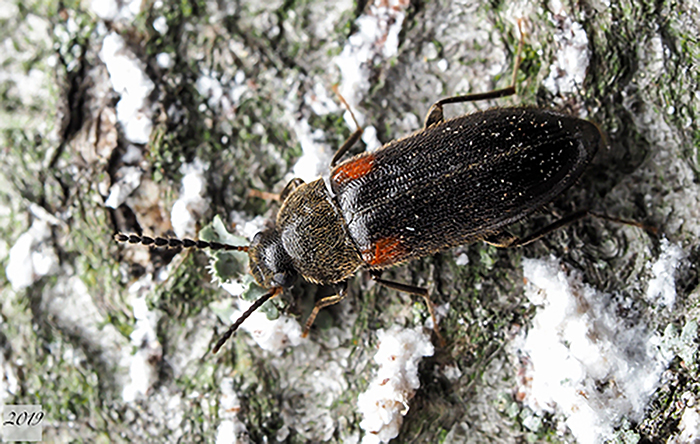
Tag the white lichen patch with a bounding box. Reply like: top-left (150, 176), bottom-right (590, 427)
top-left (358, 326), bottom-right (434, 444)
top-left (512, 255), bottom-right (678, 444)
top-left (121, 279), bottom-right (162, 403)
top-left (105, 165), bottom-right (143, 209)
top-left (289, 118), bottom-right (334, 183)
top-left (673, 394), bottom-right (700, 444)
top-left (333, 0), bottom-right (410, 152)
top-left (171, 159), bottom-right (210, 238)
top-left (5, 219), bottom-right (59, 291)
top-left (99, 32), bottom-right (154, 144)
top-left (645, 238), bottom-right (686, 308)
top-left (195, 69), bottom-right (248, 122)
top-left (542, 0), bottom-right (590, 97)
top-left (0, 349), bottom-right (19, 403)
top-left (215, 377), bottom-right (249, 444)
top-left (90, 0), bottom-right (143, 22)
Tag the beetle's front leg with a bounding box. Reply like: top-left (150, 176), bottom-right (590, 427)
top-left (302, 281), bottom-right (349, 337)
top-left (248, 176), bottom-right (305, 203)
top-left (279, 178), bottom-right (305, 202)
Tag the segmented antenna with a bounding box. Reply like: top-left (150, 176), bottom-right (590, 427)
top-left (212, 286), bottom-right (282, 354)
top-left (114, 233), bottom-right (249, 252)
top-left (115, 232), bottom-right (275, 353)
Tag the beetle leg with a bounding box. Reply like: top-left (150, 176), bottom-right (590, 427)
top-left (371, 274), bottom-right (445, 346)
top-left (483, 231), bottom-right (519, 248)
top-left (331, 85), bottom-right (364, 167)
top-left (423, 103), bottom-right (446, 129)
top-left (248, 189), bottom-right (282, 201)
top-left (423, 21), bottom-right (525, 129)
top-left (492, 210), bottom-right (655, 248)
top-left (249, 177), bottom-right (305, 203)
top-left (279, 178), bottom-right (305, 202)
top-left (331, 126), bottom-right (363, 167)
top-left (497, 210), bottom-right (591, 248)
top-left (302, 281), bottom-right (348, 337)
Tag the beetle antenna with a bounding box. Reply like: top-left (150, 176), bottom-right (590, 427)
top-left (212, 287), bottom-right (283, 353)
top-left (114, 233), bottom-right (249, 252)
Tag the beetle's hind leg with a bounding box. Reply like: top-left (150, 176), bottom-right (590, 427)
top-left (486, 210), bottom-right (657, 248)
top-left (486, 211), bottom-right (591, 248)
top-left (423, 20), bottom-right (525, 128)
top-left (371, 273), bottom-right (445, 346)
top-left (483, 231), bottom-right (520, 248)
top-left (302, 281), bottom-right (349, 338)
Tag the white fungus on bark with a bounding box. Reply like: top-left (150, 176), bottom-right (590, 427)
top-left (511, 251), bottom-right (684, 443)
top-left (358, 326), bottom-right (434, 444)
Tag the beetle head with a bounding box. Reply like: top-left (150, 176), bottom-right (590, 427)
top-left (248, 228), bottom-right (297, 288)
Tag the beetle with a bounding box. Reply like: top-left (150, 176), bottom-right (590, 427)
top-left (115, 29), bottom-right (610, 353)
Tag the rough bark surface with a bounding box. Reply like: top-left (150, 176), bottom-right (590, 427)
top-left (1, 0), bottom-right (699, 442)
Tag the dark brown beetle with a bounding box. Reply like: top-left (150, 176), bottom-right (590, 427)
top-left (116, 29), bottom-right (622, 353)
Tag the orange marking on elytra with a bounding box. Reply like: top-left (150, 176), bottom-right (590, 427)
top-left (362, 236), bottom-right (405, 267)
top-left (332, 154), bottom-right (375, 186)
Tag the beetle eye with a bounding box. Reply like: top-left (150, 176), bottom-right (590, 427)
top-left (273, 271), bottom-right (296, 288)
